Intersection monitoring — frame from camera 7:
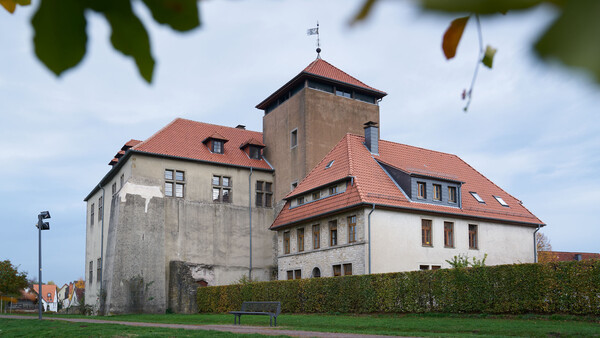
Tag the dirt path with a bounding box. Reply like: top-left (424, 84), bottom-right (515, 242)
top-left (0, 315), bottom-right (404, 337)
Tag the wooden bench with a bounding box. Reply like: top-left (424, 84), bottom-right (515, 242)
top-left (229, 301), bottom-right (281, 327)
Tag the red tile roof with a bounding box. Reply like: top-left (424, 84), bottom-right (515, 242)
top-left (33, 284), bottom-right (57, 303)
top-left (256, 57), bottom-right (386, 110)
top-left (272, 134), bottom-right (544, 229)
top-left (132, 118), bottom-right (272, 170)
top-left (302, 58), bottom-right (386, 94)
top-left (540, 251), bottom-right (600, 262)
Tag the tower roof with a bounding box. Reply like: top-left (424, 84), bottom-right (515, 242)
top-left (256, 58), bottom-right (386, 110)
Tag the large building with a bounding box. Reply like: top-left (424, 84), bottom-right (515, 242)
top-left (85, 54), bottom-right (544, 314)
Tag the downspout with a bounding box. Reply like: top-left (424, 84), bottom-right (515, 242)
top-left (533, 225), bottom-right (541, 263)
top-left (368, 203), bottom-right (375, 274)
top-left (98, 184), bottom-right (105, 293)
top-left (249, 167), bottom-right (253, 280)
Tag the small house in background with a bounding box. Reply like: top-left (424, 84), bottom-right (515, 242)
top-left (538, 250), bottom-right (600, 263)
top-left (33, 284), bottom-right (58, 312)
top-left (57, 283), bottom-right (69, 308)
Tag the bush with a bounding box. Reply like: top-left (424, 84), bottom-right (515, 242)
top-left (197, 260), bottom-right (600, 315)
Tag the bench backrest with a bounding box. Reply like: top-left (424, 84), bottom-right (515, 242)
top-left (241, 301), bottom-right (281, 315)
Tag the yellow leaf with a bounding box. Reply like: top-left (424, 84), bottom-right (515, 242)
top-left (350, 0), bottom-right (378, 25)
top-left (442, 16), bottom-right (470, 59)
top-left (0, 0), bottom-right (17, 13)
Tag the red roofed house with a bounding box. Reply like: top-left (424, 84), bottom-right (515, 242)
top-left (33, 284), bottom-right (58, 312)
top-left (85, 53), bottom-right (543, 313)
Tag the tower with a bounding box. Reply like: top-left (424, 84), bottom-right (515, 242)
top-left (257, 56), bottom-right (387, 202)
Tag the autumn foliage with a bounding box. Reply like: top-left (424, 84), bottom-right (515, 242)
top-left (198, 260), bottom-right (600, 315)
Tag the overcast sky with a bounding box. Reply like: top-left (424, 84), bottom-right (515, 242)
top-left (1, 1), bottom-right (598, 285)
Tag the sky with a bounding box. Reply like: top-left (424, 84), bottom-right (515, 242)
top-left (1, 1), bottom-right (598, 286)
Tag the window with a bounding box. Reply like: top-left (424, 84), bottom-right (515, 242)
top-left (89, 261), bottom-right (93, 285)
top-left (297, 196), bottom-right (304, 205)
top-left (419, 265), bottom-right (430, 270)
top-left (283, 231), bottom-right (290, 254)
top-left (325, 160), bottom-right (334, 169)
top-left (249, 146), bottom-right (261, 159)
top-left (470, 191), bottom-right (485, 203)
top-left (469, 224), bottom-right (478, 249)
top-left (290, 129), bottom-right (298, 148)
top-left (291, 182), bottom-right (298, 190)
top-left (90, 203), bottom-right (95, 226)
top-left (112, 182), bottom-right (117, 196)
top-left (312, 267), bottom-right (321, 278)
top-left (297, 228), bottom-right (304, 252)
top-left (307, 80), bottom-right (334, 93)
top-left (343, 263), bottom-right (353, 276)
top-left (355, 92), bottom-right (376, 104)
top-left (494, 195), bottom-right (509, 207)
top-left (165, 169), bottom-right (185, 198)
top-left (294, 269), bottom-right (301, 280)
top-left (444, 221), bottom-right (454, 248)
top-left (287, 270), bottom-right (293, 280)
top-left (97, 258), bottom-right (102, 283)
top-left (313, 224), bottom-right (320, 249)
top-left (120, 174), bottom-right (124, 188)
top-left (212, 140), bottom-right (224, 154)
top-left (336, 89), bottom-right (352, 98)
top-left (433, 184), bottom-right (442, 201)
top-left (312, 191), bottom-right (320, 200)
top-left (348, 215), bottom-right (357, 243)
top-left (333, 264), bottom-right (341, 277)
top-left (329, 186), bottom-right (338, 195)
top-left (417, 182), bottom-right (426, 199)
top-left (448, 186), bottom-right (457, 203)
top-left (255, 181), bottom-right (272, 207)
top-left (212, 175), bottom-right (231, 202)
top-left (98, 196), bottom-right (103, 221)
top-left (422, 219), bottom-right (432, 246)
top-left (329, 220), bottom-right (338, 246)
top-left (432, 265), bottom-right (441, 270)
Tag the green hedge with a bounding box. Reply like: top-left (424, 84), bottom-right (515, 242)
top-left (197, 260), bottom-right (600, 315)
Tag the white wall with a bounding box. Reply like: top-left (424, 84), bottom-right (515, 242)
top-left (369, 209), bottom-right (536, 273)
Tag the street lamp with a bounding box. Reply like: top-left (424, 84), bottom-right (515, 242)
top-left (36, 211), bottom-right (50, 320)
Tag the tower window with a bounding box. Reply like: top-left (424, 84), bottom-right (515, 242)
top-left (290, 129), bottom-right (298, 148)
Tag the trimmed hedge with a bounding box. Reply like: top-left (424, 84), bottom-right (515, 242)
top-left (197, 260), bottom-right (600, 315)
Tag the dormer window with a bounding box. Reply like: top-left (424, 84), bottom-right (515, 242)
top-left (470, 192), bottom-right (485, 203)
top-left (212, 140), bottom-right (224, 154)
top-left (448, 186), bottom-right (457, 203)
top-left (417, 182), bottom-right (426, 199)
top-left (240, 138), bottom-right (265, 160)
top-left (202, 132), bottom-right (228, 155)
top-left (249, 146), bottom-right (261, 159)
top-left (494, 195), bottom-right (509, 207)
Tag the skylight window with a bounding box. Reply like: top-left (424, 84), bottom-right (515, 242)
top-left (494, 196), bottom-right (509, 207)
top-left (325, 160), bottom-right (334, 169)
top-left (470, 192), bottom-right (485, 203)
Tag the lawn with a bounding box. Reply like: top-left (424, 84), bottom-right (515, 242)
top-left (9, 312), bottom-right (600, 337)
top-left (0, 317), bottom-right (278, 337)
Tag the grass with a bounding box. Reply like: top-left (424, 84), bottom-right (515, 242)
top-left (8, 312), bottom-right (600, 337)
top-left (0, 318), bottom-right (279, 337)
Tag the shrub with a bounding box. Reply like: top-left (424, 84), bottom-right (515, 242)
top-left (197, 260), bottom-right (600, 315)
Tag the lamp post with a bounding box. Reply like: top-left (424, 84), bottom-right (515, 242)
top-left (36, 211), bottom-right (50, 320)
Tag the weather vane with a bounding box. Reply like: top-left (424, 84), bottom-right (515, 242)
top-left (307, 21), bottom-right (321, 57)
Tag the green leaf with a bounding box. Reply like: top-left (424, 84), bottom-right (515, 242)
top-left (94, 0), bottom-right (155, 83)
top-left (420, 0), bottom-right (546, 15)
top-left (142, 0), bottom-right (200, 32)
top-left (350, 0), bottom-right (378, 25)
top-left (482, 45), bottom-right (497, 68)
top-left (535, 0), bottom-right (600, 83)
top-left (31, 0), bottom-right (87, 76)
top-left (442, 16), bottom-right (469, 59)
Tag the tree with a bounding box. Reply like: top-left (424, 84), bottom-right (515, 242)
top-left (2, 0), bottom-right (600, 87)
top-left (536, 232), bottom-right (557, 263)
top-left (0, 259), bottom-right (28, 297)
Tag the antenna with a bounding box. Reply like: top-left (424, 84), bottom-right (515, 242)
top-left (307, 21), bottom-right (321, 58)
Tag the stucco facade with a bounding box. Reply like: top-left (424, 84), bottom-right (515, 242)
top-left (85, 150), bottom-right (276, 314)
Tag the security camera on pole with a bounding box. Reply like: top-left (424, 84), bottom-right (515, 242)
top-left (36, 211), bottom-right (50, 320)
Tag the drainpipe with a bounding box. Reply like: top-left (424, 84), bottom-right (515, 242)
top-left (368, 204), bottom-right (375, 274)
top-left (98, 184), bottom-right (105, 293)
top-left (249, 167), bottom-right (253, 280)
top-left (533, 225), bottom-right (541, 263)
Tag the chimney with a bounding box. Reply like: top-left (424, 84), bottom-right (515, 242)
top-left (235, 124), bottom-right (246, 130)
top-left (364, 121), bottom-right (379, 154)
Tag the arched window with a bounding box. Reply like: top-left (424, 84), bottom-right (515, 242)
top-left (312, 267), bottom-right (321, 278)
